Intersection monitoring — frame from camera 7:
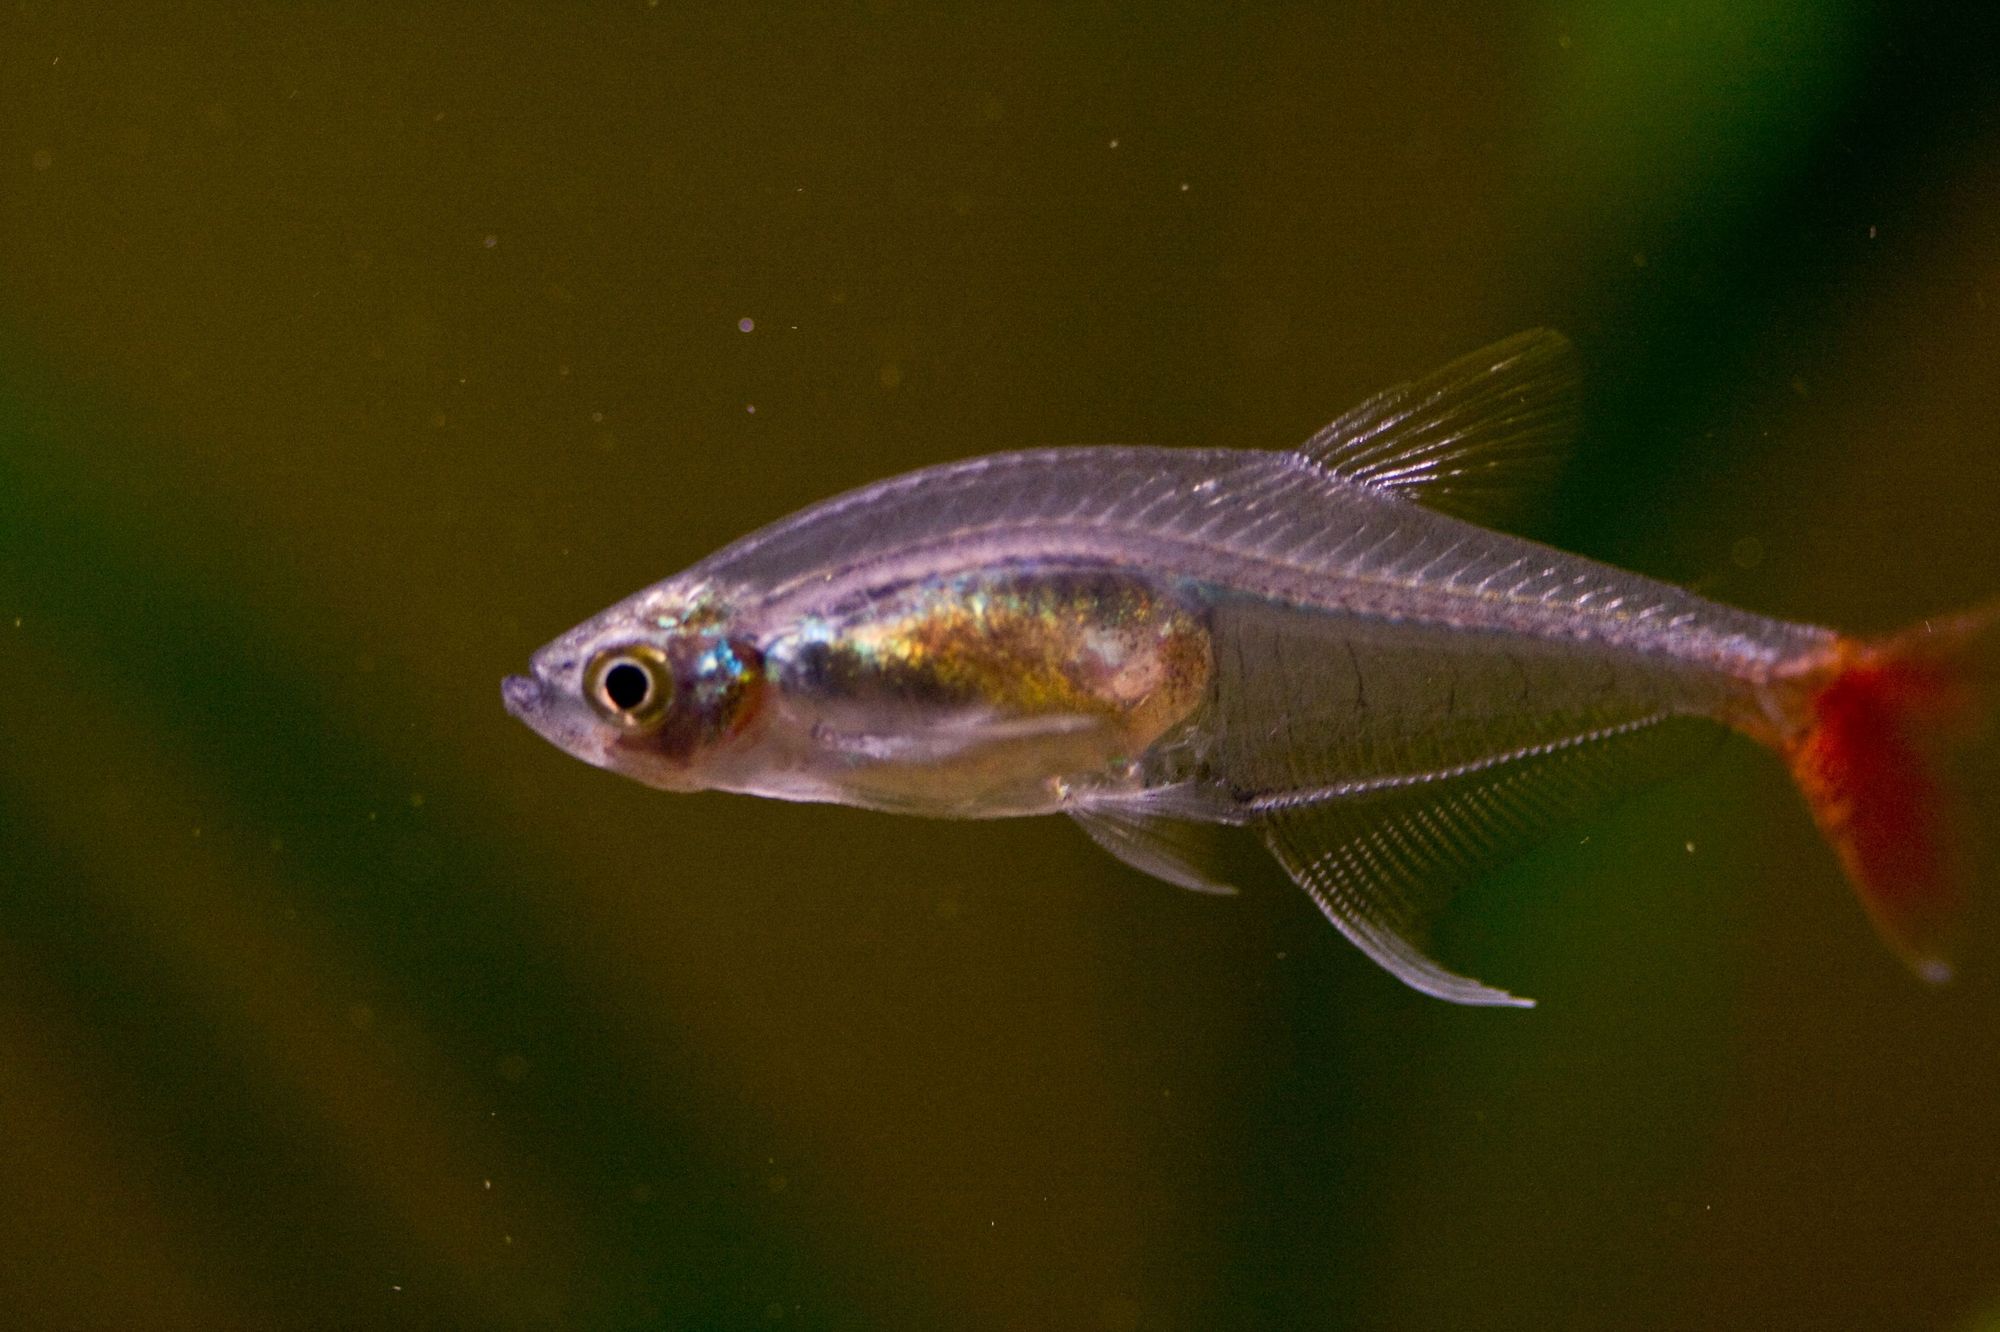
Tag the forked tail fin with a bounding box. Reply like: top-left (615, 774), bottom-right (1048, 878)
top-left (1780, 602), bottom-right (2000, 982)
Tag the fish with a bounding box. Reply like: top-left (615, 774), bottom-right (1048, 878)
top-left (503, 330), bottom-right (1996, 1006)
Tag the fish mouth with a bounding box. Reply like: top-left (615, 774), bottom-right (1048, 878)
top-left (501, 673), bottom-right (544, 721)
top-left (503, 668), bottom-right (615, 769)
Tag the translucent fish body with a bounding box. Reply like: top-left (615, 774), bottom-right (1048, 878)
top-left (505, 331), bottom-right (1995, 1006)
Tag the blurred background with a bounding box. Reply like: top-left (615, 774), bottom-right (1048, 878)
top-left (3, 2), bottom-right (1999, 1329)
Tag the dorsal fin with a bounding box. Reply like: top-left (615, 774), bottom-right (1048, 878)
top-left (1296, 329), bottom-right (1580, 525)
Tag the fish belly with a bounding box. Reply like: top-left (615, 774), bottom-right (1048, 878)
top-left (760, 567), bottom-right (1214, 816)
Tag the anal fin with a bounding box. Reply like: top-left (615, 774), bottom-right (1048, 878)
top-left (1258, 716), bottom-right (1724, 1007)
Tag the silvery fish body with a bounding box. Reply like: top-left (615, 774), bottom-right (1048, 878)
top-left (505, 332), bottom-right (1993, 1005)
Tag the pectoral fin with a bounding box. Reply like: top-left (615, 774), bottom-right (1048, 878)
top-left (814, 711), bottom-right (1098, 763)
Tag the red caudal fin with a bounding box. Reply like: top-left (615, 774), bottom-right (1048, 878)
top-left (1781, 603), bottom-right (2000, 983)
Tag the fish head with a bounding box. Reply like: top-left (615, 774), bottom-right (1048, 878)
top-left (503, 588), bottom-right (767, 793)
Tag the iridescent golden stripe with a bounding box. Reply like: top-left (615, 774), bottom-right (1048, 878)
top-left (827, 572), bottom-right (1211, 754)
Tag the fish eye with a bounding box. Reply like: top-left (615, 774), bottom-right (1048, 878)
top-left (584, 645), bottom-right (673, 729)
top-left (604, 662), bottom-right (649, 709)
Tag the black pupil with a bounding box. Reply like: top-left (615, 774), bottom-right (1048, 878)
top-left (603, 661), bottom-right (652, 711)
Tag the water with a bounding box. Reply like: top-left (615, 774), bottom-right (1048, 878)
top-left (3, 3), bottom-right (1999, 1328)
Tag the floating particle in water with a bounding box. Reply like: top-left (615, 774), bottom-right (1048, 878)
top-left (738, 317), bottom-right (755, 333)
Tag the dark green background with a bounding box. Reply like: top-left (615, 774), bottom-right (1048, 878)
top-left (4, 3), bottom-right (1999, 1329)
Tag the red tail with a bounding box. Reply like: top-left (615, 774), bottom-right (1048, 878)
top-left (1781, 604), bottom-right (1998, 983)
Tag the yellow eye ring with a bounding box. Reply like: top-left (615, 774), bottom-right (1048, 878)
top-left (584, 645), bottom-right (674, 729)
